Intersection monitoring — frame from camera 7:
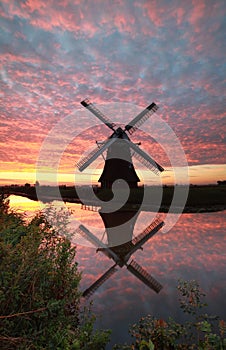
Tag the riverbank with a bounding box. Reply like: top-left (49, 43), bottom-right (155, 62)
top-left (1, 184), bottom-right (226, 213)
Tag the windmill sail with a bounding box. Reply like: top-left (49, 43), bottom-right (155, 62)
top-left (124, 219), bottom-right (164, 261)
top-left (76, 225), bottom-right (106, 248)
top-left (127, 260), bottom-right (163, 293)
top-left (81, 99), bottom-right (116, 130)
top-left (132, 218), bottom-right (164, 247)
top-left (76, 138), bottom-right (116, 171)
top-left (76, 225), bottom-right (120, 263)
top-left (83, 264), bottom-right (117, 298)
top-left (79, 98), bottom-right (164, 187)
top-left (125, 102), bottom-right (159, 135)
top-left (127, 140), bottom-right (164, 174)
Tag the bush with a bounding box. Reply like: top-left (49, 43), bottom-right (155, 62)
top-left (0, 194), bottom-right (110, 349)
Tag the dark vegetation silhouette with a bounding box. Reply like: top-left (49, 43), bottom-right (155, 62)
top-left (0, 194), bottom-right (110, 349)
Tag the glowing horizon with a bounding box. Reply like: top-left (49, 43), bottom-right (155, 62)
top-left (0, 164), bottom-right (225, 187)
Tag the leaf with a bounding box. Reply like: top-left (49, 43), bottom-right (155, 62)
top-left (199, 321), bottom-right (212, 333)
top-left (139, 339), bottom-right (155, 350)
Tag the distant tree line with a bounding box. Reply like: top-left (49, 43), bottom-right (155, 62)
top-left (217, 180), bottom-right (226, 186)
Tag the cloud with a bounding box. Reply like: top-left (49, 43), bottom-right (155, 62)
top-left (0, 0), bottom-right (225, 184)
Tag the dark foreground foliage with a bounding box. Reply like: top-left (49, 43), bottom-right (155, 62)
top-left (0, 194), bottom-right (110, 349)
top-left (114, 280), bottom-right (226, 349)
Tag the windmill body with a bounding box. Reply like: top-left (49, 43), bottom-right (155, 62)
top-left (98, 137), bottom-right (140, 189)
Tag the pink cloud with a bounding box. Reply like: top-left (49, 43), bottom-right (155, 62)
top-left (137, 1), bottom-right (164, 27)
top-left (21, 0), bottom-right (48, 14)
top-left (189, 0), bottom-right (206, 31)
top-left (175, 7), bottom-right (185, 25)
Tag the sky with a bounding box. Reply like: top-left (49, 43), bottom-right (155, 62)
top-left (0, 0), bottom-right (225, 186)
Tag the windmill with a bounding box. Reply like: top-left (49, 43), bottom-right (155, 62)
top-left (76, 216), bottom-right (164, 298)
top-left (77, 99), bottom-right (164, 189)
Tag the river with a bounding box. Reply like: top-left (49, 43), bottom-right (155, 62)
top-left (9, 195), bottom-right (226, 348)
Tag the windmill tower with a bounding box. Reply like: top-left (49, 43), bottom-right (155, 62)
top-left (99, 209), bottom-right (139, 247)
top-left (76, 214), bottom-right (164, 298)
top-left (98, 138), bottom-right (140, 189)
top-left (77, 99), bottom-right (164, 189)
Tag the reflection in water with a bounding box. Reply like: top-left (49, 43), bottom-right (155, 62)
top-left (76, 209), bottom-right (164, 297)
top-left (9, 196), bottom-right (226, 348)
top-left (8, 195), bottom-right (43, 219)
top-left (75, 207), bottom-right (226, 348)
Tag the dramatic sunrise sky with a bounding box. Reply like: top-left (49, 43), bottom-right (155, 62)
top-left (0, 0), bottom-right (225, 186)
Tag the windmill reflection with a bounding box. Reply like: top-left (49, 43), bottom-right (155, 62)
top-left (76, 208), bottom-right (164, 298)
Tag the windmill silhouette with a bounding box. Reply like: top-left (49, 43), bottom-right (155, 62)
top-left (77, 99), bottom-right (164, 189)
top-left (76, 212), bottom-right (164, 298)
